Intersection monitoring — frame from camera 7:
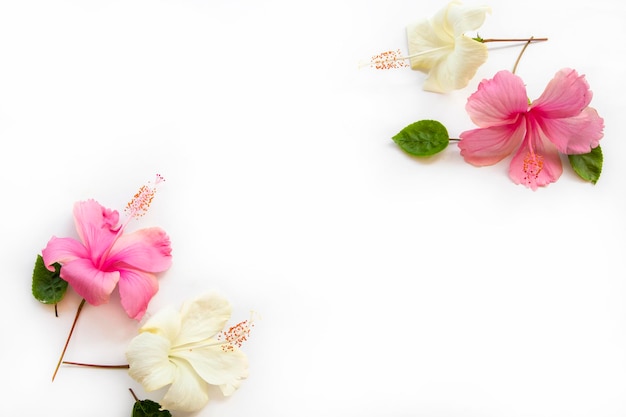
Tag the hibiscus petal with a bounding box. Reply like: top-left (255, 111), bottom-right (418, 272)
top-left (459, 118), bottom-right (526, 166)
top-left (406, 1), bottom-right (490, 93)
top-left (72, 200), bottom-right (120, 261)
top-left (531, 68), bottom-right (594, 119)
top-left (118, 268), bottom-right (159, 320)
top-left (423, 35), bottom-right (488, 93)
top-left (446, 1), bottom-right (491, 37)
top-left (176, 293), bottom-right (232, 346)
top-left (41, 236), bottom-right (88, 270)
top-left (60, 258), bottom-right (119, 305)
top-left (139, 305), bottom-right (182, 342)
top-left (126, 332), bottom-right (176, 391)
top-left (406, 18), bottom-right (453, 73)
top-left (508, 120), bottom-right (563, 190)
top-left (108, 227), bottom-right (172, 273)
top-left (535, 107), bottom-right (604, 155)
top-left (465, 70), bottom-right (528, 127)
top-left (161, 358), bottom-right (210, 412)
top-left (430, 1), bottom-right (459, 39)
top-left (175, 345), bottom-right (248, 396)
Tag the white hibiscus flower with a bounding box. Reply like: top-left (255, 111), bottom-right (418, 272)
top-left (406, 1), bottom-right (491, 93)
top-left (126, 292), bottom-right (251, 412)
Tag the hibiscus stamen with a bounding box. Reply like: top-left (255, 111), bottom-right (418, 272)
top-left (522, 151), bottom-right (544, 182)
top-left (367, 49), bottom-right (410, 70)
top-left (217, 312), bottom-right (257, 352)
top-left (125, 174), bottom-right (165, 220)
top-left (363, 47), bottom-right (449, 70)
top-left (98, 174), bottom-right (166, 268)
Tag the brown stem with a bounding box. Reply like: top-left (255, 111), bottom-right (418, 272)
top-left (62, 361), bottom-right (130, 369)
top-left (129, 388), bottom-right (140, 402)
top-left (52, 298), bottom-right (86, 382)
top-left (482, 37), bottom-right (548, 43)
top-left (512, 37), bottom-right (534, 74)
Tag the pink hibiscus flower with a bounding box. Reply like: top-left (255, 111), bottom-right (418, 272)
top-left (42, 195), bottom-right (172, 320)
top-left (458, 68), bottom-right (604, 189)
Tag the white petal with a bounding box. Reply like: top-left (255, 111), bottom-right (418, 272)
top-left (406, 17), bottom-right (453, 72)
top-left (175, 345), bottom-right (249, 396)
top-left (126, 332), bottom-right (176, 392)
top-left (176, 292), bottom-right (232, 346)
top-left (138, 306), bottom-right (182, 342)
top-left (446, 2), bottom-right (491, 36)
top-left (423, 35), bottom-right (488, 93)
top-left (430, 0), bottom-right (462, 38)
top-left (161, 358), bottom-right (210, 412)
top-left (406, 0), bottom-right (490, 92)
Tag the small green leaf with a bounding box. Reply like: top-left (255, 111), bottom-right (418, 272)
top-left (568, 145), bottom-right (603, 184)
top-left (132, 399), bottom-right (172, 417)
top-left (31, 254), bottom-right (67, 304)
top-left (392, 119), bottom-right (450, 157)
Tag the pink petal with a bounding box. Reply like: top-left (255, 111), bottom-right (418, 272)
top-left (508, 120), bottom-right (563, 190)
top-left (72, 200), bottom-right (120, 262)
top-left (60, 258), bottom-right (120, 305)
top-left (465, 70), bottom-right (528, 128)
top-left (108, 227), bottom-right (172, 273)
top-left (531, 68), bottom-right (593, 119)
top-left (459, 118), bottom-right (526, 166)
top-left (41, 236), bottom-right (88, 270)
top-left (118, 268), bottom-right (159, 320)
top-left (534, 107), bottom-right (604, 155)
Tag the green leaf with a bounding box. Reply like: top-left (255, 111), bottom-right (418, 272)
top-left (568, 145), bottom-right (603, 184)
top-left (132, 399), bottom-right (172, 417)
top-left (31, 254), bottom-right (67, 304)
top-left (392, 119), bottom-right (450, 157)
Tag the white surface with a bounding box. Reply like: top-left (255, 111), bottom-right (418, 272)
top-left (1, 0), bottom-right (625, 416)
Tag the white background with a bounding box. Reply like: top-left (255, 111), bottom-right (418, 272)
top-left (1, 0), bottom-right (625, 416)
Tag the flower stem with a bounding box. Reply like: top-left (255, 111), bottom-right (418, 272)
top-left (512, 37), bottom-right (534, 74)
top-left (129, 388), bottom-right (140, 402)
top-left (52, 298), bottom-right (86, 382)
top-left (62, 361), bottom-right (130, 369)
top-left (480, 37), bottom-right (547, 43)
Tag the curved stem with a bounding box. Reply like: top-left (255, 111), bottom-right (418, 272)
top-left (62, 361), bottom-right (130, 369)
top-left (512, 37), bottom-right (534, 74)
top-left (52, 298), bottom-right (86, 382)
